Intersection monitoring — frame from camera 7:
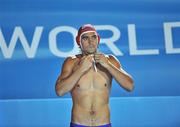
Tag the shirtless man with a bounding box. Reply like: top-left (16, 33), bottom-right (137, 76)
top-left (55, 24), bottom-right (134, 127)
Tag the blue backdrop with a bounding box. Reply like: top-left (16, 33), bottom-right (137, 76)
top-left (0, 0), bottom-right (180, 99)
top-left (1, 0), bottom-right (180, 127)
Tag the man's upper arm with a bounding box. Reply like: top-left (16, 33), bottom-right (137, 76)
top-left (57, 57), bottom-right (75, 81)
top-left (108, 54), bottom-right (121, 69)
top-left (108, 54), bottom-right (132, 77)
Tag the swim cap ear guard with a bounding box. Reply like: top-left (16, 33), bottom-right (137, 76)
top-left (76, 24), bottom-right (100, 46)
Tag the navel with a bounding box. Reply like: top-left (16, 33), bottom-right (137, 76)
top-left (90, 110), bottom-right (96, 115)
top-left (104, 83), bottom-right (107, 87)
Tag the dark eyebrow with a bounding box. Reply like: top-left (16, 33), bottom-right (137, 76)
top-left (91, 35), bottom-right (97, 37)
top-left (82, 34), bottom-right (97, 38)
top-left (81, 35), bottom-right (88, 38)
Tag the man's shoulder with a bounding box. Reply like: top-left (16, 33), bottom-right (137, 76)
top-left (61, 55), bottom-right (80, 70)
top-left (63, 54), bottom-right (81, 64)
top-left (66, 54), bottom-right (82, 60)
top-left (105, 54), bottom-right (117, 60)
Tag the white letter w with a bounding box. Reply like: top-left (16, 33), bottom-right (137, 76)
top-left (0, 26), bottom-right (43, 59)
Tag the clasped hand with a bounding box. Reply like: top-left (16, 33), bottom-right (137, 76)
top-left (78, 53), bottom-right (109, 72)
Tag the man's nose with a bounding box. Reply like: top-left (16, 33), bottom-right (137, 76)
top-left (88, 37), bottom-right (94, 44)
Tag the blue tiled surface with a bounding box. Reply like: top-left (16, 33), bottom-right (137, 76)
top-left (0, 96), bottom-right (180, 127)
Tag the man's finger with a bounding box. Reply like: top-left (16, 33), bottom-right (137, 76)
top-left (94, 53), bottom-right (101, 57)
top-left (95, 59), bottom-right (99, 62)
top-left (81, 55), bottom-right (87, 60)
top-left (94, 57), bottom-right (100, 61)
top-left (95, 59), bottom-right (102, 64)
top-left (87, 55), bottom-right (93, 60)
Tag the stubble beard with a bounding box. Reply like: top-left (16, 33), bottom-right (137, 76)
top-left (82, 46), bottom-right (97, 55)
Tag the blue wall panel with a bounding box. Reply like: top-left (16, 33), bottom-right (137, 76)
top-left (0, 0), bottom-right (180, 99)
top-left (1, 97), bottom-right (180, 127)
top-left (1, 1), bottom-right (180, 127)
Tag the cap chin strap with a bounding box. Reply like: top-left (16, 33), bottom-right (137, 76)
top-left (92, 57), bottom-right (97, 72)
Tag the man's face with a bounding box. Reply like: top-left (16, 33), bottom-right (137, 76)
top-left (80, 32), bottom-right (98, 54)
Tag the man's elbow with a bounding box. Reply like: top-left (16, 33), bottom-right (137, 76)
top-left (56, 89), bottom-right (65, 96)
top-left (127, 80), bottom-right (134, 92)
top-left (55, 85), bottom-right (65, 96)
top-left (128, 84), bottom-right (134, 92)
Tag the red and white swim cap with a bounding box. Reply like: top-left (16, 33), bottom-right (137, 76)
top-left (76, 24), bottom-right (100, 46)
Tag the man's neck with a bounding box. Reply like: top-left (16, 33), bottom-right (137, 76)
top-left (82, 51), bottom-right (97, 56)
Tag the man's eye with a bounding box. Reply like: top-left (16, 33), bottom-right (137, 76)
top-left (92, 35), bottom-right (97, 40)
top-left (82, 36), bottom-right (88, 41)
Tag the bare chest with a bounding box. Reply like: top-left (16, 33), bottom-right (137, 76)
top-left (75, 66), bottom-right (112, 91)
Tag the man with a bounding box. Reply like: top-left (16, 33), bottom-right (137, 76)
top-left (55, 24), bottom-right (134, 127)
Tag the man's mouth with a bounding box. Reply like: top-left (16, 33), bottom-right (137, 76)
top-left (88, 45), bottom-right (94, 48)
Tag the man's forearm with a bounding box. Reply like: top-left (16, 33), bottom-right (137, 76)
top-left (106, 61), bottom-right (134, 91)
top-left (56, 66), bottom-right (85, 96)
